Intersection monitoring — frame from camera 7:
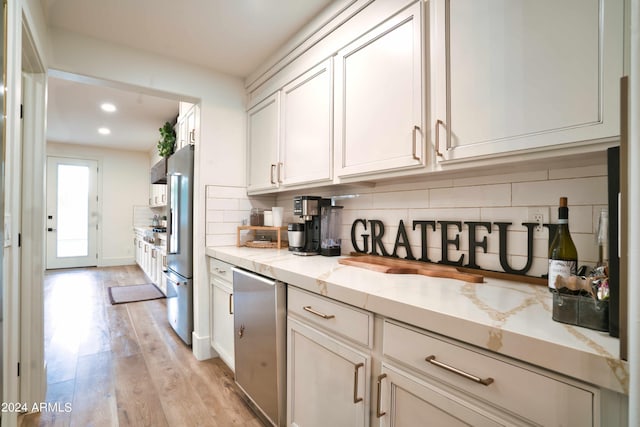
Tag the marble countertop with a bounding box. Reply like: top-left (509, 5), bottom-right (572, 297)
top-left (206, 246), bottom-right (628, 395)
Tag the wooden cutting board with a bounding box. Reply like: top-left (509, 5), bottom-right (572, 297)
top-left (338, 255), bottom-right (484, 283)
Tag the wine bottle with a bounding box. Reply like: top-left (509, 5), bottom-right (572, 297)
top-left (548, 197), bottom-right (578, 292)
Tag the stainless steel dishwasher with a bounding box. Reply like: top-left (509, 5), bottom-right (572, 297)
top-left (232, 267), bottom-right (286, 427)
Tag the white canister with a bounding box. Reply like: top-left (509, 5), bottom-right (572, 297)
top-left (263, 211), bottom-right (273, 226)
top-left (272, 207), bottom-right (284, 227)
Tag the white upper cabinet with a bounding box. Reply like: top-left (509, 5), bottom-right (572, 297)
top-left (280, 59), bottom-right (333, 187)
top-left (335, 1), bottom-right (425, 178)
top-left (430, 0), bottom-right (623, 162)
top-left (176, 102), bottom-right (198, 151)
top-left (247, 93), bottom-right (280, 193)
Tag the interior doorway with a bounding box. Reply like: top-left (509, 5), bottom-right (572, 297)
top-left (45, 156), bottom-right (99, 269)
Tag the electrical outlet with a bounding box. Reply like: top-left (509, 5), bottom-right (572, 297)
top-left (527, 207), bottom-right (549, 238)
top-left (533, 214), bottom-right (544, 232)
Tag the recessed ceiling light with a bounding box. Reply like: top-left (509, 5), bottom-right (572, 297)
top-left (98, 127), bottom-right (111, 135)
top-left (101, 102), bottom-right (116, 113)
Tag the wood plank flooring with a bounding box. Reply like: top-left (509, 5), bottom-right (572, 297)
top-left (21, 266), bottom-right (264, 427)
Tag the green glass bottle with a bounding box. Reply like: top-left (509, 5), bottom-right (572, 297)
top-left (548, 197), bottom-right (578, 292)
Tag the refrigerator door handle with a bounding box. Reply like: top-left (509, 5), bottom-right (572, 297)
top-left (168, 174), bottom-right (180, 254)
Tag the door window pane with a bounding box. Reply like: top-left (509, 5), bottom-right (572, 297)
top-left (57, 164), bottom-right (89, 257)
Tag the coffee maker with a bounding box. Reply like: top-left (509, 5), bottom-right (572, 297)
top-left (290, 196), bottom-right (331, 256)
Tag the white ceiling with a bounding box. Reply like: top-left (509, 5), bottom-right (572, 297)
top-left (47, 75), bottom-right (180, 151)
top-left (42, 0), bottom-right (334, 152)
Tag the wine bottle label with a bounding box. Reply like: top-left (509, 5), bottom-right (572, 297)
top-left (548, 259), bottom-right (577, 289)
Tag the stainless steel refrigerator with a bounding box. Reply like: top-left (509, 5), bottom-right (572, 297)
top-left (165, 144), bottom-right (194, 345)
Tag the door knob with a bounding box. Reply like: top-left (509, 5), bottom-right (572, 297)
top-left (47, 228), bottom-right (57, 232)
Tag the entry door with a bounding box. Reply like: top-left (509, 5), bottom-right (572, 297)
top-left (46, 157), bottom-right (98, 269)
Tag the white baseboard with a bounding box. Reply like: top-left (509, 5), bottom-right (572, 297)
top-left (192, 332), bottom-right (216, 361)
top-left (98, 257), bottom-right (135, 267)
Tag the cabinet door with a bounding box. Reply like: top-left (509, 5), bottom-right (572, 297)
top-left (335, 1), bottom-right (425, 178)
top-left (247, 93), bottom-right (280, 192)
top-left (142, 242), bottom-right (151, 276)
top-left (186, 105), bottom-right (197, 145)
top-left (287, 317), bottom-right (369, 427)
top-left (431, 0), bottom-right (623, 161)
top-left (149, 248), bottom-right (158, 283)
top-left (280, 59), bottom-right (333, 186)
top-left (134, 236), bottom-right (142, 266)
top-left (176, 119), bottom-right (186, 150)
top-left (376, 364), bottom-right (504, 427)
top-left (210, 278), bottom-right (235, 371)
top-left (158, 252), bottom-right (167, 295)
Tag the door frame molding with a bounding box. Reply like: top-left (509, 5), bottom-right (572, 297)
top-left (20, 70), bottom-right (47, 407)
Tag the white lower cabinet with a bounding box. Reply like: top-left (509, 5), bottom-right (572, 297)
top-left (149, 247), bottom-right (159, 284)
top-left (284, 288), bottom-right (602, 427)
top-left (208, 257), bottom-right (235, 371)
top-left (133, 233), bottom-right (167, 295)
top-left (287, 287), bottom-right (373, 427)
top-left (381, 320), bottom-right (595, 426)
top-left (376, 363), bottom-right (503, 427)
top-left (156, 248), bottom-right (167, 295)
top-left (134, 234), bottom-right (143, 265)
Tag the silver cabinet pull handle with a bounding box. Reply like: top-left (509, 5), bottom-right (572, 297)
top-left (425, 355), bottom-right (494, 386)
top-left (376, 373), bottom-right (387, 418)
top-left (229, 293), bottom-right (233, 315)
top-left (270, 164), bottom-right (276, 184)
top-left (353, 363), bottom-right (364, 403)
top-left (303, 305), bottom-right (335, 319)
top-left (435, 119), bottom-right (445, 157)
top-left (412, 125), bottom-right (421, 161)
top-left (214, 267), bottom-right (226, 274)
top-left (238, 324), bottom-right (245, 338)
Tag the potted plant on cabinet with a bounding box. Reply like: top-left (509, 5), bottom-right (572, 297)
top-left (151, 121), bottom-right (176, 184)
top-left (157, 121), bottom-right (176, 158)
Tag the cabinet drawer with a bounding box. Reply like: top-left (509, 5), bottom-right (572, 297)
top-left (288, 287), bottom-right (373, 348)
top-left (383, 321), bottom-right (594, 426)
top-left (208, 258), bottom-right (234, 283)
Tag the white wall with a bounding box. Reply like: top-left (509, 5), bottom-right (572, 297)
top-left (47, 142), bottom-right (150, 266)
top-left (47, 28), bottom-right (247, 359)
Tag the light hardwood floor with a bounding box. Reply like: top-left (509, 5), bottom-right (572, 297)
top-left (21, 265), bottom-right (264, 427)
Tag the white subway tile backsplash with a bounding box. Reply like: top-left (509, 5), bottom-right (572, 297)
top-left (206, 164), bottom-right (607, 271)
top-left (206, 234), bottom-right (237, 247)
top-left (512, 176), bottom-right (607, 206)
top-left (206, 185), bottom-right (247, 199)
top-left (207, 198), bottom-right (240, 211)
top-left (453, 169), bottom-right (547, 186)
top-left (409, 208), bottom-right (481, 222)
top-left (479, 207), bottom-right (530, 225)
top-left (430, 184), bottom-right (511, 208)
top-left (548, 163), bottom-right (607, 180)
top-left (222, 210), bottom-right (248, 224)
top-left (206, 210), bottom-right (224, 223)
top-left (133, 205), bottom-right (154, 227)
top-left (564, 205), bottom-right (593, 233)
top-left (373, 190), bottom-right (429, 209)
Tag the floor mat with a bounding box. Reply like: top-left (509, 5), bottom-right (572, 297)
top-left (108, 283), bottom-right (165, 305)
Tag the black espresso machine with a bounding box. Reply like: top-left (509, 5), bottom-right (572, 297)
top-left (288, 196), bottom-right (342, 256)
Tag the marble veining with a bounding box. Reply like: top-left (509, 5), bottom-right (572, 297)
top-left (460, 283), bottom-right (540, 353)
top-left (206, 246), bottom-right (628, 394)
